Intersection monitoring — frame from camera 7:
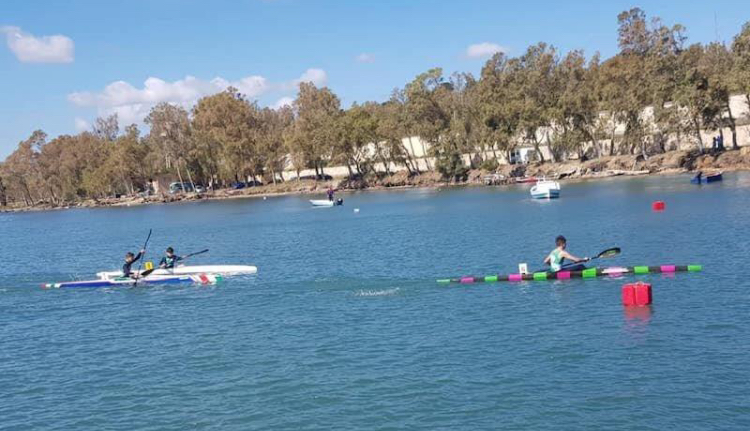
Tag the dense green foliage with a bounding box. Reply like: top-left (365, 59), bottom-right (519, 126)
top-left (2, 9), bottom-right (750, 206)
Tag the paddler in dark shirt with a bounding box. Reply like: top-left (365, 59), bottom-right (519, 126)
top-left (159, 247), bottom-right (184, 269)
top-left (122, 249), bottom-right (146, 278)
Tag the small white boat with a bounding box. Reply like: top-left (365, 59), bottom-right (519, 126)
top-left (97, 264), bottom-right (257, 280)
top-left (310, 198), bottom-right (343, 207)
top-left (530, 179), bottom-right (561, 199)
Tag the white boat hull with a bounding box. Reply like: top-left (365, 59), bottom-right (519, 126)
top-left (530, 180), bottom-right (561, 199)
top-left (97, 264), bottom-right (257, 280)
top-left (310, 199), bottom-right (342, 207)
top-left (530, 189), bottom-right (560, 199)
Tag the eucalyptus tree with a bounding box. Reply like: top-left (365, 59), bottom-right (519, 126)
top-left (731, 22), bottom-right (750, 115)
top-left (292, 82), bottom-right (342, 179)
top-left (700, 42), bottom-right (738, 149)
top-left (93, 114), bottom-right (120, 142)
top-left (516, 42), bottom-right (559, 162)
top-left (372, 98), bottom-right (412, 175)
top-left (335, 102), bottom-right (379, 178)
top-left (257, 106), bottom-right (293, 184)
top-left (548, 50), bottom-right (603, 160)
top-left (476, 52), bottom-right (522, 164)
top-left (192, 88), bottom-right (259, 184)
top-left (146, 102), bottom-right (195, 187)
top-left (2, 130), bottom-right (46, 205)
top-left (672, 44), bottom-right (724, 153)
top-left (404, 68), bottom-right (452, 170)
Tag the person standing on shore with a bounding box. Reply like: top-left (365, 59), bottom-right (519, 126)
top-left (327, 186), bottom-right (335, 202)
top-left (544, 236), bottom-right (588, 272)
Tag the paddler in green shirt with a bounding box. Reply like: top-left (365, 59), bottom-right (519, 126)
top-left (159, 247), bottom-right (185, 269)
top-left (544, 235), bottom-right (589, 272)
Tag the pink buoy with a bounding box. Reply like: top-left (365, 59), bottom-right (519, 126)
top-left (660, 265), bottom-right (676, 273)
top-left (556, 271), bottom-right (571, 279)
top-left (460, 277), bottom-right (474, 284)
top-left (508, 274), bottom-right (523, 282)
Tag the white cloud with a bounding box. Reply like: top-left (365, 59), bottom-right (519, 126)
top-left (1, 26), bottom-right (74, 63)
top-left (356, 53), bottom-right (374, 63)
top-left (293, 68), bottom-right (328, 87)
top-left (74, 117), bottom-right (90, 132)
top-left (68, 70), bottom-right (325, 126)
top-left (272, 97), bottom-right (294, 110)
top-left (466, 42), bottom-right (505, 59)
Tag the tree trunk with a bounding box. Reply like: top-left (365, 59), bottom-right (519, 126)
top-left (692, 116), bottom-right (704, 153)
top-left (532, 134), bottom-right (545, 163)
top-left (184, 160), bottom-right (196, 192)
top-left (726, 102), bottom-right (738, 150)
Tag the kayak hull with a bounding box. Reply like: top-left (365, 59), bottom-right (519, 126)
top-left (45, 274), bottom-right (222, 289)
top-left (437, 265), bottom-right (702, 284)
top-left (96, 264), bottom-right (257, 280)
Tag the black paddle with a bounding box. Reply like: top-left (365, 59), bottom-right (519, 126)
top-left (132, 229), bottom-right (152, 287)
top-left (558, 247), bottom-right (621, 270)
top-left (533, 247), bottom-right (621, 273)
top-left (140, 248), bottom-right (209, 277)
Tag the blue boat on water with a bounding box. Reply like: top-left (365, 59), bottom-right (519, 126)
top-left (690, 172), bottom-right (723, 184)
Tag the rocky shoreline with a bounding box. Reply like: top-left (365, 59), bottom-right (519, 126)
top-left (3, 148), bottom-right (749, 213)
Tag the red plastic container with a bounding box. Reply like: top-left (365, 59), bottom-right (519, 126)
top-left (622, 284), bottom-right (636, 306)
top-left (623, 282), bottom-right (652, 306)
top-left (634, 282), bottom-right (652, 305)
top-left (652, 201), bottom-right (666, 211)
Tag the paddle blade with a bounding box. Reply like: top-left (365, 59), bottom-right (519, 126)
top-left (140, 268), bottom-right (156, 278)
top-left (597, 247), bottom-right (621, 259)
top-left (185, 249), bottom-right (209, 258)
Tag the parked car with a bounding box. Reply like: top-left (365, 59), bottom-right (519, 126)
top-left (194, 184), bottom-right (206, 193)
top-left (231, 180), bottom-right (263, 189)
top-left (169, 182), bottom-right (195, 194)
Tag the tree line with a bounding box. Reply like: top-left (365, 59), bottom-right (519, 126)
top-left (2, 8), bottom-right (750, 207)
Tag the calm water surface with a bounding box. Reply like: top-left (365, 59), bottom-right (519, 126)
top-left (1, 174), bottom-right (749, 430)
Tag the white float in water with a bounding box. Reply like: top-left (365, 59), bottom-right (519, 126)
top-left (354, 208), bottom-right (360, 213)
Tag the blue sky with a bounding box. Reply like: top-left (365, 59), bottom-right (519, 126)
top-left (1, 0), bottom-right (748, 158)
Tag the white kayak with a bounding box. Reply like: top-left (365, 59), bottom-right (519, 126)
top-left (97, 264), bottom-right (257, 280)
top-left (310, 199), bottom-right (343, 207)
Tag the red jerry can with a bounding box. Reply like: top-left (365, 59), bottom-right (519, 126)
top-left (622, 284), bottom-right (636, 306)
top-left (634, 282), bottom-right (652, 306)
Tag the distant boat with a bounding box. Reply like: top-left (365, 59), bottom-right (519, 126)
top-left (515, 176), bottom-right (538, 184)
top-left (690, 172), bottom-right (723, 184)
top-left (530, 179), bottom-right (561, 199)
top-left (310, 198), bottom-right (343, 207)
